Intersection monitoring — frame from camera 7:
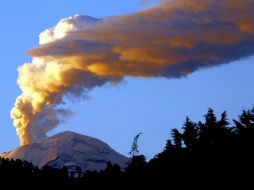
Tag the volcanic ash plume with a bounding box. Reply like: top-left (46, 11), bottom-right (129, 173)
top-left (11, 0), bottom-right (254, 145)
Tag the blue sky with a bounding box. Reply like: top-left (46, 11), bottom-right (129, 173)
top-left (0, 0), bottom-right (253, 159)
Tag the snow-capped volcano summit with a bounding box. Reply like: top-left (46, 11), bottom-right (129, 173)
top-left (0, 131), bottom-right (129, 171)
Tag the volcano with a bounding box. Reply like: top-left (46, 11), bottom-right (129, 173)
top-left (0, 131), bottom-right (129, 172)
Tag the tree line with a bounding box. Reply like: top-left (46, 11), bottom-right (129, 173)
top-left (1, 107), bottom-right (254, 188)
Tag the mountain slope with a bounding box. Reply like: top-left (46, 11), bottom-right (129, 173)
top-left (0, 131), bottom-right (129, 171)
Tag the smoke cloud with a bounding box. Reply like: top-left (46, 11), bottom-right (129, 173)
top-left (11, 0), bottom-right (254, 145)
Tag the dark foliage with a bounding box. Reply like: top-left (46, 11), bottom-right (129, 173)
top-left (128, 132), bottom-right (142, 157)
top-left (1, 107), bottom-right (254, 188)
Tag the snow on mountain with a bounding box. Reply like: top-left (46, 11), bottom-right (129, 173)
top-left (0, 131), bottom-right (129, 172)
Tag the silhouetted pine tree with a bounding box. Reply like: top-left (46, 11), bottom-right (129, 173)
top-left (171, 128), bottom-right (182, 149)
top-left (182, 117), bottom-right (198, 151)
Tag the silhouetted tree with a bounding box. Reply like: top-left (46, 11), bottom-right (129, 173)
top-left (171, 128), bottom-right (182, 149)
top-left (125, 155), bottom-right (147, 176)
top-left (218, 111), bottom-right (229, 128)
top-left (182, 117), bottom-right (198, 150)
top-left (205, 108), bottom-right (217, 127)
top-left (102, 162), bottom-right (121, 178)
top-left (164, 139), bottom-right (174, 152)
top-left (129, 132), bottom-right (142, 157)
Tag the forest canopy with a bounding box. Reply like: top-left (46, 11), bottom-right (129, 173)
top-left (1, 107), bottom-right (254, 187)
